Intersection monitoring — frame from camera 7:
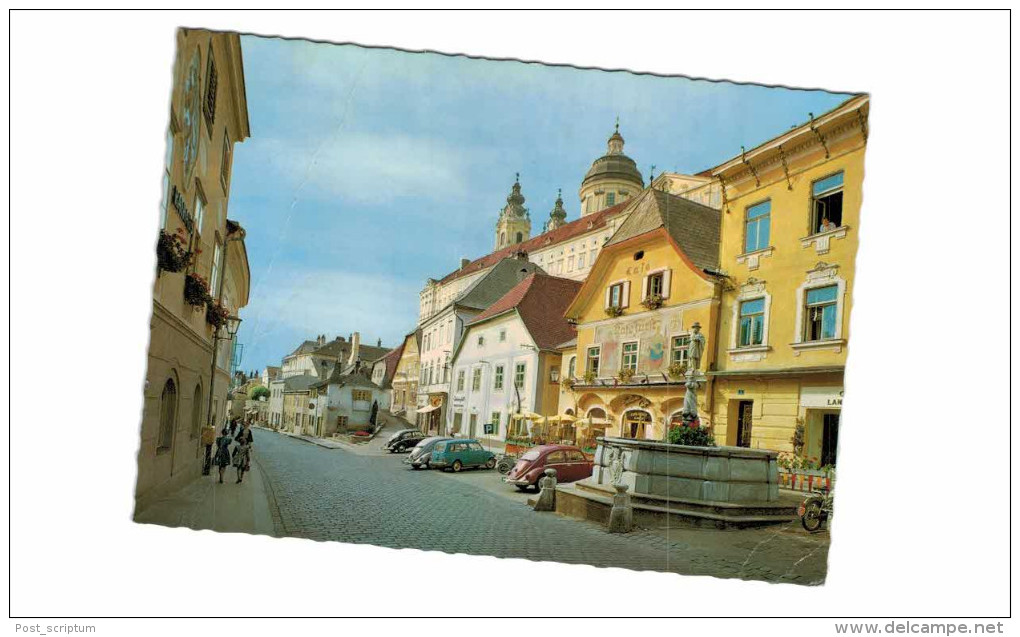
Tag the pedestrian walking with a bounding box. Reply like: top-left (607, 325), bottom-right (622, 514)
top-left (233, 432), bottom-right (252, 484)
top-left (229, 419), bottom-right (238, 437)
top-left (213, 426), bottom-right (233, 484)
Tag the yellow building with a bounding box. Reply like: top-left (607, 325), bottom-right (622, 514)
top-left (137, 28), bottom-right (251, 508)
top-left (563, 188), bottom-right (723, 444)
top-left (707, 95), bottom-right (868, 465)
top-left (390, 329), bottom-right (421, 426)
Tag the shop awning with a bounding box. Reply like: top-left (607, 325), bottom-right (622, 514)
top-left (416, 404), bottom-right (439, 414)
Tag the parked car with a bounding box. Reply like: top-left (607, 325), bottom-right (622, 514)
top-left (404, 436), bottom-right (451, 469)
top-left (430, 439), bottom-right (496, 472)
top-left (382, 429), bottom-right (426, 453)
top-left (504, 445), bottom-right (593, 491)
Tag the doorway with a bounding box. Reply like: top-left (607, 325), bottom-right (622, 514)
top-left (821, 412), bottom-right (839, 466)
top-left (622, 410), bottom-right (651, 439)
top-left (468, 413), bottom-right (478, 438)
top-left (736, 400), bottom-right (753, 448)
top-left (452, 412), bottom-right (463, 435)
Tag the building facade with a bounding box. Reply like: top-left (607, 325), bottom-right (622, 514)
top-left (417, 125), bottom-right (655, 327)
top-left (136, 28), bottom-right (251, 508)
top-left (415, 257), bottom-right (543, 434)
top-left (563, 188), bottom-right (722, 444)
top-left (447, 273), bottom-right (581, 447)
top-left (390, 330), bottom-right (421, 424)
top-left (706, 95), bottom-right (868, 464)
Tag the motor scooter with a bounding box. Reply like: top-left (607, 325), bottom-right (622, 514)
top-left (798, 486), bottom-right (833, 532)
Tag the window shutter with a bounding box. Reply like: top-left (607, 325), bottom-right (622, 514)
top-left (662, 269), bottom-right (672, 299)
top-left (605, 286), bottom-right (611, 309)
top-left (641, 276), bottom-right (649, 301)
top-left (622, 281), bottom-right (631, 308)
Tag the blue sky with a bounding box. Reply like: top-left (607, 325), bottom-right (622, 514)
top-left (228, 35), bottom-right (852, 374)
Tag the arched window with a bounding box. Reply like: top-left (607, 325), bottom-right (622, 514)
top-left (190, 383), bottom-right (203, 438)
top-left (515, 231), bottom-right (523, 243)
top-left (158, 377), bottom-right (178, 453)
top-left (567, 356), bottom-right (576, 379)
top-left (500, 232), bottom-right (506, 246)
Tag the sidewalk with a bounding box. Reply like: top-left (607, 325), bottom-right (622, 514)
top-left (133, 454), bottom-right (278, 537)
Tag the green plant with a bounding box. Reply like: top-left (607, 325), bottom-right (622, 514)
top-left (604, 305), bottom-right (625, 318)
top-left (560, 377), bottom-right (576, 391)
top-left (790, 422), bottom-right (805, 456)
top-left (582, 370), bottom-right (597, 385)
top-left (667, 360), bottom-right (687, 380)
top-left (617, 367), bottom-right (635, 383)
top-left (667, 420), bottom-right (716, 447)
top-left (249, 386), bottom-right (270, 401)
top-left (640, 294), bottom-right (664, 310)
top-left (183, 272), bottom-right (212, 307)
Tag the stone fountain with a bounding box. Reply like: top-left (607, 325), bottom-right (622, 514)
top-left (555, 323), bottom-right (799, 528)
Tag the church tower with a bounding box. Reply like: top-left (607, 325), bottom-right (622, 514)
top-left (578, 120), bottom-right (644, 216)
top-left (494, 174), bottom-right (531, 250)
top-left (544, 188), bottom-right (568, 232)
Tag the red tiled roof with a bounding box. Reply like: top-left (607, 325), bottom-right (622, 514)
top-left (469, 273), bottom-right (582, 351)
top-left (438, 200), bottom-right (631, 285)
top-left (382, 344), bottom-right (403, 380)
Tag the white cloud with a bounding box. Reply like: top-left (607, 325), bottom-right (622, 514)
top-left (242, 266), bottom-right (420, 347)
top-left (251, 132), bottom-right (479, 205)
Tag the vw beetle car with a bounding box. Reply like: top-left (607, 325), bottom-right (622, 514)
top-left (404, 436), bottom-right (450, 469)
top-left (382, 429), bottom-right (426, 453)
top-left (430, 438), bottom-right (496, 472)
top-left (504, 444), bottom-right (593, 491)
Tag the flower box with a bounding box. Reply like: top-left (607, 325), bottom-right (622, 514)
top-left (183, 272), bottom-right (212, 308)
top-left (205, 300), bottom-right (229, 329)
top-left (156, 228), bottom-right (194, 274)
top-left (640, 294), bottom-right (664, 310)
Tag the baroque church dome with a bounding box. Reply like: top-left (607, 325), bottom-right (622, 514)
top-left (581, 123), bottom-right (644, 190)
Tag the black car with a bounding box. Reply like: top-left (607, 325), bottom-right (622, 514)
top-left (382, 429), bottom-right (426, 453)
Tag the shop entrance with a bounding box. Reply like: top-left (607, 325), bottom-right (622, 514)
top-left (821, 412), bottom-right (839, 466)
top-left (736, 400), bottom-right (753, 448)
top-left (622, 410), bottom-right (651, 439)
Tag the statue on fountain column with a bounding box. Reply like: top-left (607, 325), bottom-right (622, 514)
top-left (686, 321), bottom-right (706, 374)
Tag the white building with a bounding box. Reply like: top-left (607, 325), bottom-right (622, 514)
top-left (416, 256), bottom-right (543, 434)
top-left (447, 272), bottom-right (582, 447)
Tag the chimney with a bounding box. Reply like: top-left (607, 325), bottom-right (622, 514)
top-left (347, 332), bottom-right (361, 367)
top-left (460, 257), bottom-right (471, 269)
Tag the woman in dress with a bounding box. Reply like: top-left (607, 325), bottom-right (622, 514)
top-left (213, 426), bottom-right (233, 484)
top-left (233, 424), bottom-right (253, 484)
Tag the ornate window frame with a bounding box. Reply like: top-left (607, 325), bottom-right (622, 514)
top-left (792, 262), bottom-right (848, 354)
top-left (728, 277), bottom-right (772, 362)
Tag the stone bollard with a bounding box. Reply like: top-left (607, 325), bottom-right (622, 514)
top-left (608, 483), bottom-right (633, 533)
top-left (533, 468), bottom-right (558, 512)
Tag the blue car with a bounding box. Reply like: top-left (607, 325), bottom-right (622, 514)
top-left (430, 438), bottom-right (496, 472)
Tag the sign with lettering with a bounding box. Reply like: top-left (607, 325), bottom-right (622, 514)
top-left (800, 386), bottom-right (844, 409)
top-left (594, 309), bottom-right (683, 372)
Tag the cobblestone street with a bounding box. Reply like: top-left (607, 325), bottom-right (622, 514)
top-left (255, 430), bottom-right (830, 585)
